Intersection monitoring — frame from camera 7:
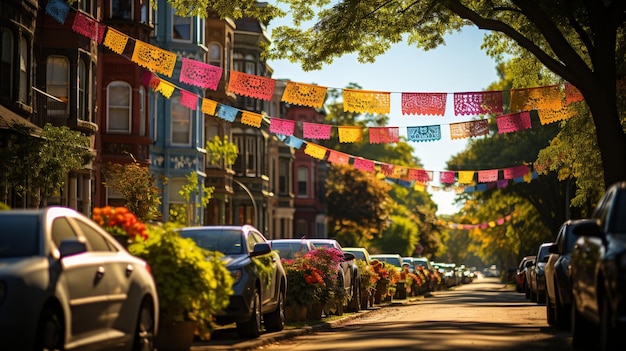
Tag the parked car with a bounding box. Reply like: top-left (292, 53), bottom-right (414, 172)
top-left (570, 181), bottom-right (626, 350)
top-left (529, 242), bottom-right (551, 303)
top-left (545, 219), bottom-right (582, 330)
top-left (179, 225), bottom-right (286, 338)
top-left (342, 247), bottom-right (372, 265)
top-left (370, 253), bottom-right (404, 268)
top-left (516, 255), bottom-right (535, 293)
top-left (523, 257), bottom-right (536, 299)
top-left (307, 239), bottom-right (360, 312)
top-left (269, 239), bottom-right (315, 260)
top-left (0, 206), bottom-right (158, 351)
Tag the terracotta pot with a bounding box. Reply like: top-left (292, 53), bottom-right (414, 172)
top-left (306, 303), bottom-right (324, 320)
top-left (285, 304), bottom-right (308, 322)
top-left (155, 320), bottom-right (196, 351)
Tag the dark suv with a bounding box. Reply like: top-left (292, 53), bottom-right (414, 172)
top-left (570, 181), bottom-right (626, 350)
top-left (179, 225), bottom-right (286, 338)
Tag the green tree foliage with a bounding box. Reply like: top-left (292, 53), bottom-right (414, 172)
top-left (266, 0), bottom-right (626, 191)
top-left (326, 164), bottom-right (393, 245)
top-left (371, 214), bottom-right (419, 257)
top-left (0, 124), bottom-right (92, 208)
top-left (103, 162), bottom-right (162, 221)
top-left (206, 135), bottom-right (239, 167)
top-left (175, 171), bottom-right (215, 226)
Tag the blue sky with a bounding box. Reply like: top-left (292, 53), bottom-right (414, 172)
top-left (266, 26), bottom-right (500, 215)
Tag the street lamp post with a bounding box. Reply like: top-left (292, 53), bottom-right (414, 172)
top-left (232, 179), bottom-right (258, 228)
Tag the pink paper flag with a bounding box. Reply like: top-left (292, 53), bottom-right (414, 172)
top-left (478, 169), bottom-right (499, 183)
top-left (496, 111), bottom-right (532, 134)
top-left (454, 91), bottom-right (503, 116)
top-left (72, 12), bottom-right (106, 44)
top-left (381, 164), bottom-right (395, 176)
top-left (180, 90), bottom-right (197, 110)
top-left (353, 158), bottom-right (375, 173)
top-left (269, 118), bottom-right (296, 136)
top-left (504, 165), bottom-right (529, 179)
top-left (302, 122), bottom-right (332, 140)
top-left (180, 58), bottom-right (223, 90)
top-left (440, 171), bottom-right (456, 184)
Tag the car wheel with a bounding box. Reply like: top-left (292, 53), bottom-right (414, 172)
top-left (237, 288), bottom-right (262, 338)
top-left (263, 288), bottom-right (285, 332)
top-left (347, 277), bottom-right (361, 312)
top-left (600, 296), bottom-right (621, 351)
top-left (133, 299), bottom-right (155, 351)
top-left (571, 298), bottom-right (597, 349)
top-left (554, 286), bottom-right (570, 331)
top-left (35, 306), bottom-right (63, 351)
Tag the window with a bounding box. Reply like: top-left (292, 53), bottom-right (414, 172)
top-left (208, 43), bottom-right (222, 67)
top-left (297, 167), bottom-right (308, 197)
top-left (296, 219), bottom-right (308, 237)
top-left (244, 54), bottom-right (256, 74)
top-left (172, 14), bottom-right (192, 41)
top-left (140, 0), bottom-right (152, 24)
top-left (139, 86), bottom-right (146, 136)
top-left (152, 94), bottom-right (159, 141)
top-left (0, 28), bottom-right (13, 99)
top-left (233, 53), bottom-right (243, 72)
top-left (246, 137), bottom-right (256, 174)
top-left (90, 62), bottom-right (96, 122)
top-left (46, 56), bottom-right (69, 115)
top-left (171, 95), bottom-right (191, 145)
top-left (107, 81), bottom-right (131, 133)
top-left (279, 159), bottom-right (289, 194)
top-left (78, 0), bottom-right (95, 16)
top-left (18, 35), bottom-right (27, 103)
top-left (111, 0), bottom-right (132, 20)
top-left (78, 60), bottom-right (86, 120)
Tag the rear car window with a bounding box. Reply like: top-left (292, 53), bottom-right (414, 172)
top-left (0, 215), bottom-right (39, 258)
top-left (181, 229), bottom-right (243, 255)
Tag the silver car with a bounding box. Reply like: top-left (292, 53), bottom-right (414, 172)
top-left (0, 206), bottom-right (158, 350)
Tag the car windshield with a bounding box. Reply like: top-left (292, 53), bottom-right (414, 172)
top-left (0, 215), bottom-right (39, 258)
top-left (538, 245), bottom-right (551, 262)
top-left (271, 242), bottom-right (309, 259)
top-left (181, 229), bottom-right (243, 255)
top-left (345, 250), bottom-right (366, 261)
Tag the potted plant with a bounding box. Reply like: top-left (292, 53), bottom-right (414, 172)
top-left (92, 206), bottom-right (148, 248)
top-left (282, 258), bottom-right (326, 321)
top-left (354, 259), bottom-right (377, 308)
top-left (129, 223), bottom-right (233, 350)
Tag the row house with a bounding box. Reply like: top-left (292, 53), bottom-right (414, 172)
top-left (0, 0), bottom-right (98, 210)
top-left (1, 0), bottom-right (321, 240)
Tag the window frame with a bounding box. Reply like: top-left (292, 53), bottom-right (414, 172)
top-left (170, 95), bottom-right (192, 145)
top-left (106, 81), bottom-right (132, 133)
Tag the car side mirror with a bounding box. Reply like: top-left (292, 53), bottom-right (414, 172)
top-left (251, 242), bottom-right (272, 257)
top-left (525, 261), bottom-right (534, 268)
top-left (572, 219), bottom-right (603, 238)
top-left (59, 238), bottom-right (88, 258)
top-left (343, 252), bottom-right (356, 261)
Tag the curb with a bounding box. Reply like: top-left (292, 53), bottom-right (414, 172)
top-left (190, 299), bottom-right (417, 350)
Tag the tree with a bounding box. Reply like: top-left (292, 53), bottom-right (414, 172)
top-left (103, 162), bottom-right (162, 221)
top-left (0, 124), bottom-right (92, 208)
top-left (266, 0), bottom-right (625, 192)
top-left (326, 164), bottom-right (393, 245)
top-left (176, 171), bottom-right (215, 226)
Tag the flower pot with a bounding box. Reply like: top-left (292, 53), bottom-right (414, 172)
top-left (307, 303), bottom-right (324, 320)
top-left (285, 304), bottom-right (308, 322)
top-left (155, 320), bottom-right (196, 351)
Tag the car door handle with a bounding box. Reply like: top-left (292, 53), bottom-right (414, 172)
top-left (94, 265), bottom-right (105, 284)
top-left (126, 264), bottom-right (134, 277)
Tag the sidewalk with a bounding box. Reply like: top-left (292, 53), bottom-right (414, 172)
top-left (190, 298), bottom-right (419, 351)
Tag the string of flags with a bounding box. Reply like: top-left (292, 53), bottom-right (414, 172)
top-left (45, 0), bottom-right (553, 193)
top-left (435, 213), bottom-right (514, 230)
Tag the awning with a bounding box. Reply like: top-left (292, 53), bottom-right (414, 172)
top-left (0, 104), bottom-right (42, 135)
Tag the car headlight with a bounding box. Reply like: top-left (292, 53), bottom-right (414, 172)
top-left (231, 269), bottom-right (243, 284)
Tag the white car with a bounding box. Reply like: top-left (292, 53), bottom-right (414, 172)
top-left (0, 206), bottom-right (158, 350)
